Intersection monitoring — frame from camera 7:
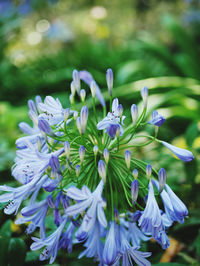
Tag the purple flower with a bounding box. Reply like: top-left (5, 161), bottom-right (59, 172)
top-left (15, 198), bottom-right (49, 239)
top-left (102, 221), bottom-right (117, 265)
top-left (162, 141), bottom-right (194, 162)
top-left (128, 222), bottom-right (150, 247)
top-left (30, 216), bottom-right (68, 264)
top-left (97, 98), bottom-right (125, 138)
top-left (138, 181), bottom-right (164, 237)
top-left (38, 118), bottom-right (52, 134)
top-left (148, 110), bottom-right (165, 127)
top-left (59, 221), bottom-right (75, 253)
top-left (66, 181), bottom-right (107, 234)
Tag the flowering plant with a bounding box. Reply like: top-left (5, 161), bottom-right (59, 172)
top-left (0, 69), bottom-right (194, 265)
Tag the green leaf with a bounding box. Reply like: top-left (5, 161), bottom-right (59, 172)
top-left (195, 229), bottom-right (200, 257)
top-left (8, 238), bottom-right (26, 266)
top-left (185, 123), bottom-right (199, 148)
top-left (0, 220), bottom-right (12, 265)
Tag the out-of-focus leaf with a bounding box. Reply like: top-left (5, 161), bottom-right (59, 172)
top-left (185, 123), bottom-right (199, 148)
top-left (8, 238), bottom-right (26, 266)
top-left (25, 250), bottom-right (40, 262)
top-left (0, 220), bottom-right (12, 266)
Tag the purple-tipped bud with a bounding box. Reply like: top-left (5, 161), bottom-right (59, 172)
top-left (131, 179), bottom-right (139, 205)
top-left (49, 155), bottom-right (60, 172)
top-left (64, 141), bottom-right (70, 159)
top-left (116, 126), bottom-right (120, 138)
top-left (29, 110), bottom-right (38, 125)
top-left (93, 145), bottom-right (99, 155)
top-left (141, 86), bottom-right (148, 108)
top-left (73, 69), bottom-right (80, 94)
top-left (28, 99), bottom-right (37, 114)
top-left (103, 149), bottom-right (109, 164)
top-left (80, 89), bottom-right (86, 102)
top-left (106, 68), bottom-right (113, 96)
top-left (75, 165), bottom-right (81, 177)
top-left (79, 146), bottom-right (85, 163)
top-left (158, 168), bottom-right (166, 192)
top-left (125, 150), bottom-right (131, 169)
top-left (148, 110), bottom-right (165, 127)
top-left (146, 164), bottom-right (152, 178)
top-left (98, 160), bottom-right (106, 183)
top-left (76, 117), bottom-right (81, 134)
top-left (70, 81), bottom-right (76, 96)
top-left (64, 108), bottom-right (70, 121)
top-left (131, 104), bottom-right (138, 126)
top-left (162, 141), bottom-right (194, 162)
top-left (80, 106), bottom-right (88, 134)
top-left (117, 104), bottom-right (123, 117)
top-left (132, 169), bottom-right (138, 179)
top-left (69, 94), bottom-right (74, 105)
top-left (73, 111), bottom-right (78, 120)
top-left (38, 118), bottom-right (51, 134)
top-left (90, 80), bottom-right (97, 97)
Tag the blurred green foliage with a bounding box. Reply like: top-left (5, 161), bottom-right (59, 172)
top-left (0, 0), bottom-right (200, 265)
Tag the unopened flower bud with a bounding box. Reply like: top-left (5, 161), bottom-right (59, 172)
top-left (141, 86), bottom-right (148, 108)
top-left (90, 81), bottom-right (97, 97)
top-left (117, 104), bottom-right (123, 117)
top-left (80, 106), bottom-right (88, 134)
top-left (75, 165), bottom-right (81, 177)
top-left (98, 160), bottom-right (106, 183)
top-left (35, 95), bottom-right (42, 112)
top-left (29, 110), bottom-right (38, 125)
top-left (158, 168), bottom-right (166, 192)
top-left (64, 108), bottom-right (70, 121)
top-left (79, 146), bottom-right (85, 163)
top-left (106, 68), bottom-right (113, 96)
top-left (76, 117), bottom-right (81, 134)
top-left (70, 81), bottom-right (76, 96)
top-left (116, 126), bottom-right (120, 138)
top-left (69, 94), bottom-right (74, 105)
top-left (28, 99), bottom-right (37, 114)
top-left (125, 150), bottom-right (131, 169)
top-left (73, 69), bottom-right (80, 94)
top-left (38, 118), bottom-right (51, 134)
top-left (73, 111), bottom-right (78, 120)
top-left (93, 145), bottom-right (99, 155)
top-left (146, 164), bottom-right (152, 178)
top-left (131, 179), bottom-right (139, 205)
top-left (80, 89), bottom-right (86, 102)
top-left (64, 141), bottom-right (70, 159)
top-left (49, 155), bottom-right (60, 173)
top-left (132, 169), bottom-right (138, 179)
top-left (103, 149), bottom-right (109, 164)
top-left (131, 104), bottom-right (138, 126)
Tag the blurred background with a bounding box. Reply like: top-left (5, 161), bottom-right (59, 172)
top-left (0, 0), bottom-right (200, 265)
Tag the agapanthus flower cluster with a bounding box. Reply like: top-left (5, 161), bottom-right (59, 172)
top-left (0, 69), bottom-right (194, 265)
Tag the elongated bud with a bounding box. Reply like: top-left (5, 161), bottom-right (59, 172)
top-left (117, 104), bottom-right (123, 117)
top-left (98, 160), bottom-right (106, 183)
top-left (73, 69), bottom-right (80, 94)
top-left (64, 108), bottom-right (70, 121)
top-left (69, 94), bottom-right (74, 105)
top-left (35, 95), bottom-right (42, 112)
top-left (90, 81), bottom-right (96, 97)
top-left (103, 149), bottom-right (109, 164)
top-left (131, 104), bottom-right (138, 126)
top-left (125, 150), bottom-right (131, 169)
top-left (106, 68), bottom-right (113, 96)
top-left (79, 146), bottom-right (85, 163)
top-left (158, 168), bottom-right (166, 192)
top-left (38, 118), bottom-right (51, 134)
top-left (141, 86), bottom-right (148, 108)
top-left (93, 145), bottom-right (99, 155)
top-left (49, 155), bottom-right (60, 172)
top-left (131, 179), bottom-right (139, 205)
top-left (28, 99), bottom-right (37, 114)
top-left (70, 81), bottom-right (76, 96)
top-left (76, 117), bottom-right (81, 134)
top-left (80, 106), bottom-right (88, 134)
top-left (73, 111), bottom-right (78, 120)
top-left (132, 169), bottom-right (138, 179)
top-left (116, 126), bottom-right (121, 138)
top-left (75, 165), bottom-right (81, 177)
top-left (80, 89), bottom-right (86, 102)
top-left (64, 141), bottom-right (70, 159)
top-left (146, 164), bottom-right (152, 178)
